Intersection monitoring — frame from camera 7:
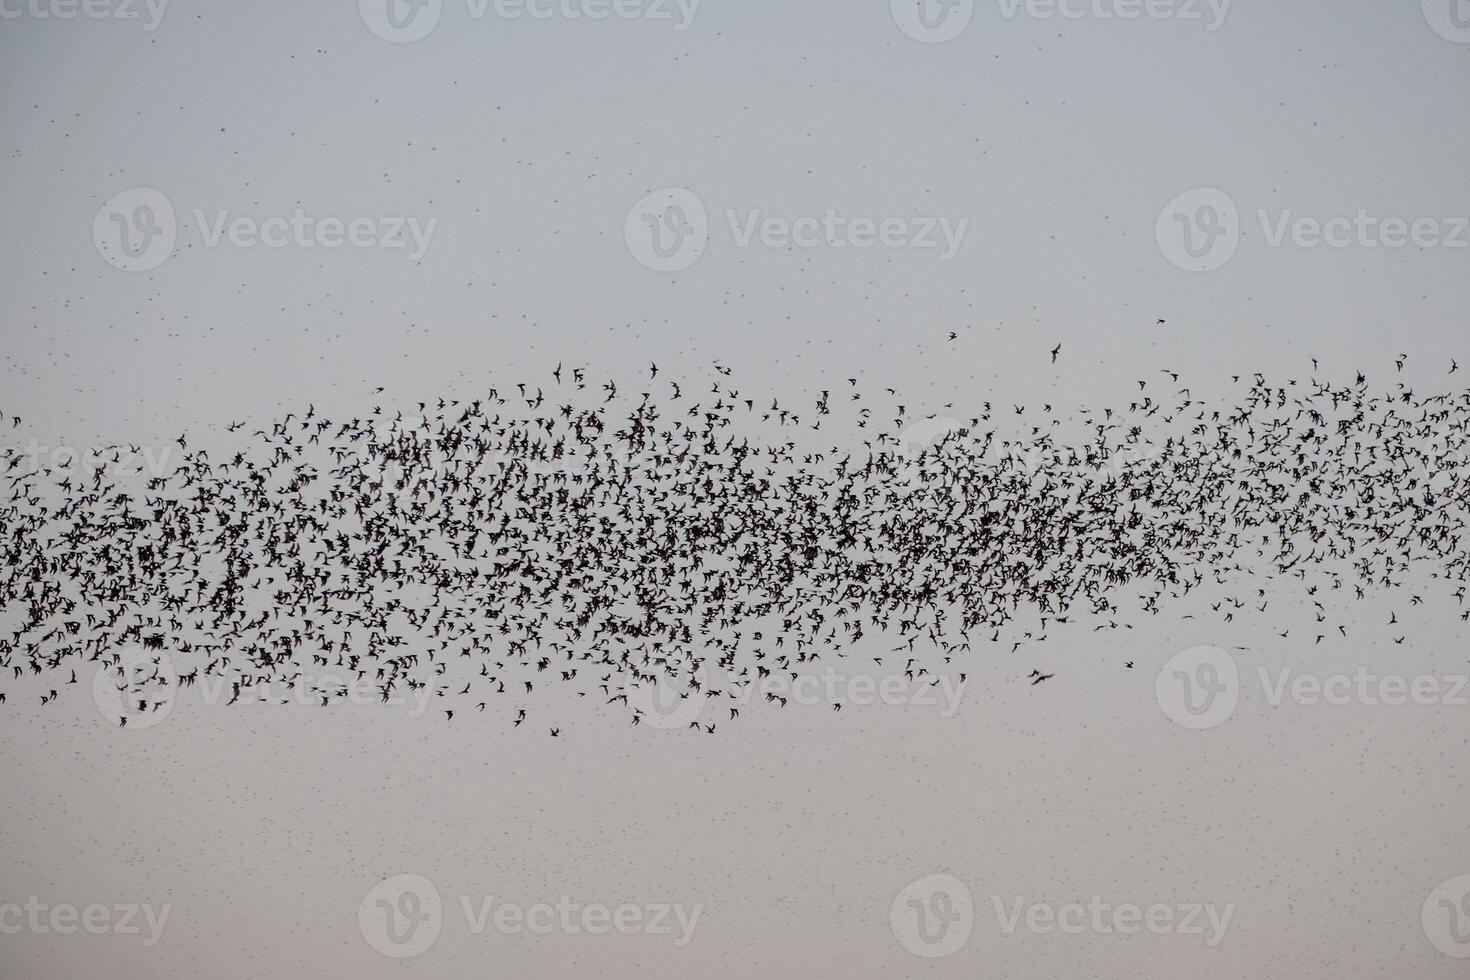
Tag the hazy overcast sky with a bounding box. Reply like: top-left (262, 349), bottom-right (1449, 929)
top-left (2, 1), bottom-right (1469, 977)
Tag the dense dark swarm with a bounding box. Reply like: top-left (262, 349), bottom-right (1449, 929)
top-left (2, 365), bottom-right (1467, 729)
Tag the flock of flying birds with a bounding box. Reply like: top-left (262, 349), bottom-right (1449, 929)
top-left (3, 354), bottom-right (1469, 733)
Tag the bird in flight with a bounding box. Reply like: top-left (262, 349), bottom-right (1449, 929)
top-left (1, 354), bottom-right (1463, 733)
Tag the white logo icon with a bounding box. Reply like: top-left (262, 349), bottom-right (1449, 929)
top-left (897, 416), bottom-right (967, 488)
top-left (93, 188), bottom-right (175, 272)
top-left (1423, 0), bottom-right (1470, 43)
top-left (1423, 875), bottom-right (1470, 958)
top-left (359, 874), bottom-right (443, 958)
top-left (627, 662), bottom-right (709, 730)
top-left (891, 0), bottom-right (974, 43)
top-left (360, 0), bottom-right (442, 42)
top-left (1157, 188), bottom-right (1240, 272)
top-left (92, 645), bottom-right (176, 730)
top-left (1156, 645), bottom-right (1238, 729)
top-left (890, 873), bottom-right (973, 958)
top-left (625, 187), bottom-right (707, 272)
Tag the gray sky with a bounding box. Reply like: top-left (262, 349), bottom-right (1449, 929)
top-left (2, 1), bottom-right (1469, 977)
